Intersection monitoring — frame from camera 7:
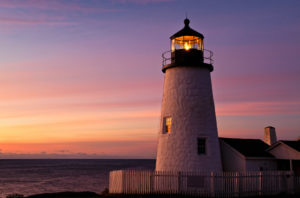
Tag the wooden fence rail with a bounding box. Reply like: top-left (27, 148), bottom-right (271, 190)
top-left (109, 170), bottom-right (299, 197)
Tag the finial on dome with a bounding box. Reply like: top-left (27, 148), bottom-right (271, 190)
top-left (184, 18), bottom-right (190, 26)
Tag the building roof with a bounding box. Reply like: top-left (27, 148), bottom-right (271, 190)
top-left (281, 140), bottom-right (300, 152)
top-left (220, 138), bottom-right (274, 158)
top-left (170, 19), bottom-right (204, 39)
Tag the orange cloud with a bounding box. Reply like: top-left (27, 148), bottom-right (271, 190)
top-left (0, 139), bottom-right (157, 158)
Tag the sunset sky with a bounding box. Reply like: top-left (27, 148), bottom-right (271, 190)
top-left (0, 0), bottom-right (299, 158)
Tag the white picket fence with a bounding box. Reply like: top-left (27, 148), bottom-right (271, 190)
top-left (109, 170), bottom-right (299, 196)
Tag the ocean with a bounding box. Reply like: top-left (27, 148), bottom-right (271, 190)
top-left (0, 159), bottom-right (155, 197)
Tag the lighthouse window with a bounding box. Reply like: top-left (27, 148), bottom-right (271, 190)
top-left (163, 117), bottom-right (172, 133)
top-left (197, 138), bottom-right (206, 155)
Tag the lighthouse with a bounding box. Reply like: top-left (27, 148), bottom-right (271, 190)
top-left (155, 19), bottom-right (222, 172)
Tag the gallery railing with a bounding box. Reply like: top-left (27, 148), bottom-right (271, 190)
top-left (162, 49), bottom-right (214, 66)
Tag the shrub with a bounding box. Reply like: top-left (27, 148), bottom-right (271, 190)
top-left (6, 194), bottom-right (24, 198)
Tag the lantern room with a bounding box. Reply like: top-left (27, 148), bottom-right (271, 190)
top-left (171, 35), bottom-right (203, 51)
top-left (170, 19), bottom-right (204, 52)
top-left (162, 18), bottom-right (213, 73)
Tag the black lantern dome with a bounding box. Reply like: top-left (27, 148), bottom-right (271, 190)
top-left (162, 19), bottom-right (213, 73)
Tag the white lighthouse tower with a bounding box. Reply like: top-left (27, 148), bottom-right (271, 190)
top-left (155, 19), bottom-right (222, 172)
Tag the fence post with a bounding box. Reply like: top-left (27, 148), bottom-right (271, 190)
top-left (234, 172), bottom-right (239, 197)
top-left (258, 171), bottom-right (262, 196)
top-left (150, 171), bottom-right (154, 194)
top-left (210, 172), bottom-right (215, 197)
top-left (178, 171), bottom-right (181, 194)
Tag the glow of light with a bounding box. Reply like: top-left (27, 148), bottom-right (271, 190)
top-left (184, 42), bottom-right (191, 50)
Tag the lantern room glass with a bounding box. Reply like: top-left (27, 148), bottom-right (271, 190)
top-left (171, 36), bottom-right (203, 52)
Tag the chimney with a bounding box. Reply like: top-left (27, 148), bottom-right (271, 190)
top-left (264, 126), bottom-right (277, 145)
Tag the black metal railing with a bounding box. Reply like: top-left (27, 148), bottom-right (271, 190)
top-left (162, 50), bottom-right (172, 66)
top-left (162, 49), bottom-right (213, 66)
top-left (203, 49), bottom-right (214, 65)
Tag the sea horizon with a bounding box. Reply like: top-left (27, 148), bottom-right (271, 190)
top-left (0, 159), bottom-right (156, 197)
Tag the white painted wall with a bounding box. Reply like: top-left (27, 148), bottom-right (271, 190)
top-left (155, 66), bottom-right (222, 172)
top-left (269, 143), bottom-right (300, 160)
top-left (220, 140), bottom-right (246, 171)
top-left (220, 140), bottom-right (277, 171)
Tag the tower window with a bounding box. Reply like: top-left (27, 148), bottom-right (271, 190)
top-left (163, 117), bottom-right (172, 133)
top-left (197, 138), bottom-right (206, 155)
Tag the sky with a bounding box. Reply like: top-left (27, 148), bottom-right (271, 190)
top-left (0, 0), bottom-right (299, 159)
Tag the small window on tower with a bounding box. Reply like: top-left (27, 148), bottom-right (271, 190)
top-left (197, 138), bottom-right (206, 155)
top-left (163, 117), bottom-right (172, 134)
